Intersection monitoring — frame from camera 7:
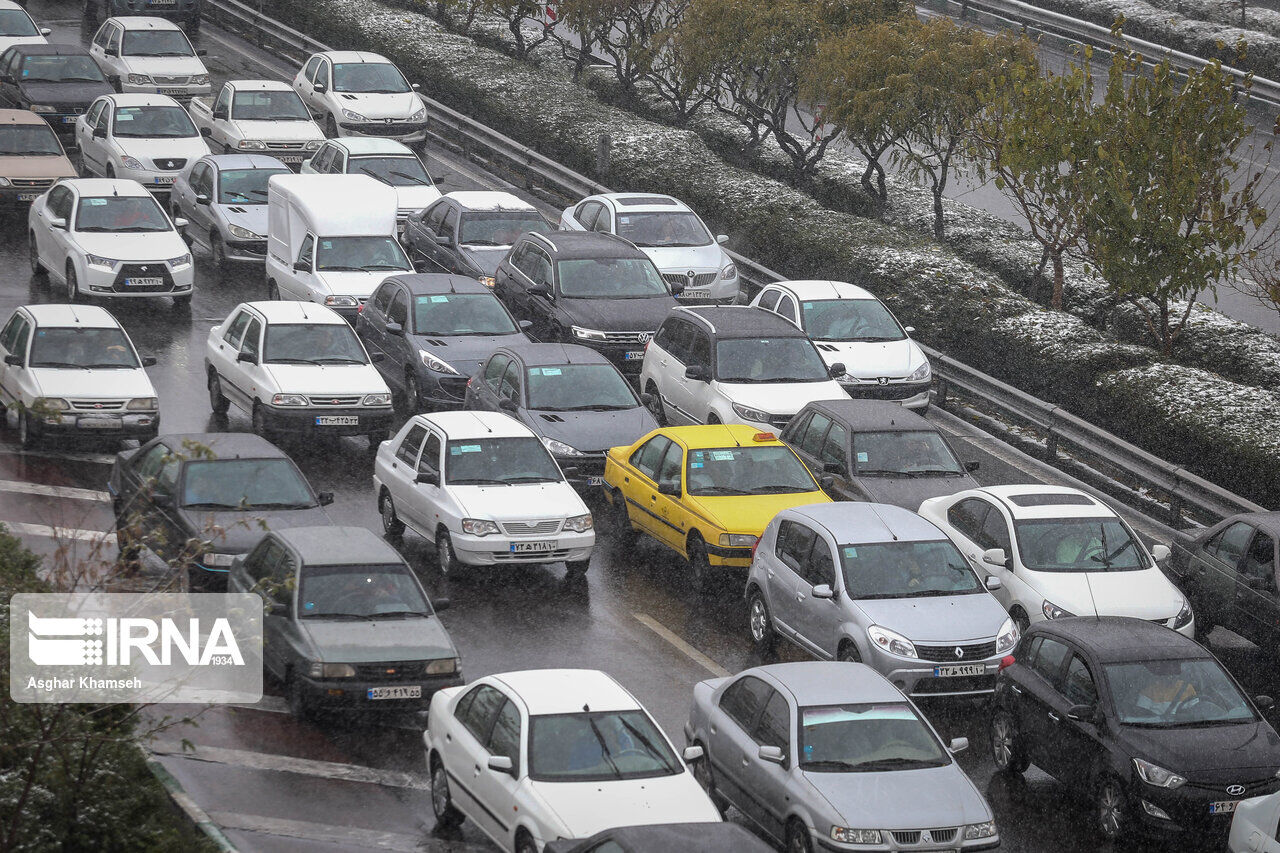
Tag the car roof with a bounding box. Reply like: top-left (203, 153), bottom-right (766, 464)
top-left (525, 230), bottom-right (646, 260)
top-left (597, 192), bottom-right (692, 214)
top-left (1030, 617), bottom-right (1209, 663)
top-left (783, 502), bottom-right (947, 543)
top-left (7, 43), bottom-right (92, 56)
top-left (62, 178), bottom-right (152, 197)
top-left (105, 92), bottom-right (185, 108)
top-left (157, 432), bottom-right (290, 460)
top-left (769, 279), bottom-right (878, 301)
top-left (330, 138), bottom-right (414, 156)
top-left (274, 526), bottom-right (403, 566)
top-left (204, 153), bottom-right (290, 171)
top-left (108, 16), bottom-right (184, 29)
top-left (1222, 511), bottom-right (1280, 538)
top-left (0, 109), bottom-right (51, 126)
top-left (420, 410), bottom-right (533, 439)
top-left (381, 273), bottom-right (495, 296)
top-left (657, 423), bottom-right (784, 450)
top-left (236, 301), bottom-right (347, 325)
top-left (444, 190), bottom-right (535, 212)
top-left (498, 342), bottom-right (610, 367)
top-left (21, 304), bottom-right (118, 329)
top-left (225, 79), bottom-right (292, 91)
top-left (801, 399), bottom-right (933, 432)
top-left (674, 306), bottom-right (808, 339)
top-left (489, 669), bottom-right (640, 715)
top-left (316, 50), bottom-right (391, 64)
top-left (976, 485), bottom-right (1112, 519)
top-left (0, 1), bottom-right (29, 9)
top-left (267, 173), bottom-right (397, 232)
top-left (750, 661), bottom-right (906, 706)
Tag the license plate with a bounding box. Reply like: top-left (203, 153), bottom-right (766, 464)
top-left (933, 664), bottom-right (986, 677)
top-left (679, 289), bottom-right (707, 298)
top-left (124, 277), bottom-right (162, 287)
top-left (1209, 800), bottom-right (1240, 814)
top-left (149, 0), bottom-right (177, 5)
top-left (156, 88), bottom-right (186, 96)
top-left (17, 192), bottom-right (37, 201)
top-left (152, 176), bottom-right (176, 185)
top-left (80, 416), bottom-right (122, 429)
top-left (61, 116), bottom-right (76, 124)
top-left (586, 475), bottom-right (605, 486)
top-left (316, 415), bottom-right (359, 426)
top-left (367, 685), bottom-right (421, 700)
top-left (278, 154), bottom-right (304, 163)
top-left (510, 540), bottom-right (556, 553)
top-left (623, 351), bottom-right (645, 360)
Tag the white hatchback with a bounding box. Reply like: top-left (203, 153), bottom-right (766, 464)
top-left (76, 93), bottom-right (210, 193)
top-left (88, 17), bottom-right (210, 99)
top-left (301, 137), bottom-right (441, 224)
top-left (292, 50), bottom-right (426, 142)
top-left (373, 410), bottom-right (594, 575)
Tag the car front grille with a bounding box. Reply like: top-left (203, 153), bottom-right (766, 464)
top-left (152, 158), bottom-right (186, 171)
top-left (889, 828), bottom-right (958, 846)
top-left (662, 271), bottom-right (718, 289)
top-left (1185, 776), bottom-right (1280, 798)
top-left (68, 399), bottom-right (125, 411)
top-left (267, 142), bottom-right (307, 150)
top-left (307, 395), bottom-right (362, 406)
top-left (501, 520), bottom-right (561, 536)
top-left (597, 330), bottom-right (655, 344)
top-left (841, 380), bottom-right (930, 401)
top-left (11, 178), bottom-right (54, 189)
top-left (112, 263), bottom-right (175, 293)
top-left (353, 660), bottom-right (426, 680)
top-left (915, 640), bottom-right (998, 662)
top-left (152, 75), bottom-right (190, 85)
top-left (350, 122), bottom-right (423, 137)
top-left (492, 548), bottom-right (571, 562)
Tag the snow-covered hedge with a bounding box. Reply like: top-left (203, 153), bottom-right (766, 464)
top-left (1146, 0), bottom-right (1280, 41)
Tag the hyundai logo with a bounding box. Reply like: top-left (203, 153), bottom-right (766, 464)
top-left (1227, 784), bottom-right (1247, 796)
top-left (954, 646), bottom-right (965, 659)
top-left (140, 266), bottom-right (149, 272)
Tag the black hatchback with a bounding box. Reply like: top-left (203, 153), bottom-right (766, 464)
top-left (0, 45), bottom-right (114, 140)
top-left (989, 617), bottom-right (1280, 842)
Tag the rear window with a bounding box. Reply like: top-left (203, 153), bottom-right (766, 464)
top-left (1007, 493), bottom-right (1096, 507)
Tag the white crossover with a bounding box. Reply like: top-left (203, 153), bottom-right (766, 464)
top-left (88, 17), bottom-right (210, 99)
top-left (301, 137), bottom-right (441, 224)
top-left (291, 50), bottom-right (426, 143)
top-left (76, 93), bottom-right (210, 193)
top-left (374, 410), bottom-right (595, 575)
top-left (188, 79), bottom-right (324, 166)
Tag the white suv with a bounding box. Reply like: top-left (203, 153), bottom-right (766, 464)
top-left (291, 51), bottom-right (426, 142)
top-left (559, 192), bottom-right (739, 304)
top-left (88, 17), bottom-right (210, 99)
top-left (204, 301), bottom-right (395, 445)
top-left (76, 93), bottom-right (211, 193)
top-left (639, 306), bottom-right (847, 432)
top-left (373, 410), bottom-right (594, 576)
top-left (0, 304), bottom-right (158, 448)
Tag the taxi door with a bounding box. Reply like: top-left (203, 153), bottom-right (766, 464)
top-left (616, 434), bottom-right (671, 541)
top-left (647, 440), bottom-right (689, 554)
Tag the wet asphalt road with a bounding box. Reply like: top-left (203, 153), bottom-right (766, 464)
top-left (2, 3), bottom-right (1278, 851)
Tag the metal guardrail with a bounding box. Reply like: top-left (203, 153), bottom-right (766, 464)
top-left (205, 0), bottom-right (1269, 528)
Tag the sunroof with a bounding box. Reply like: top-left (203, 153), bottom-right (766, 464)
top-left (1008, 493), bottom-right (1096, 507)
top-left (616, 196), bottom-right (677, 206)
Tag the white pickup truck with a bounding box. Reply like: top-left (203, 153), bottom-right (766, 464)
top-left (188, 80), bottom-right (323, 169)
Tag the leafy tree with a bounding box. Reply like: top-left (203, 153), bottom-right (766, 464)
top-left (557, 0), bottom-right (669, 92)
top-left (485, 0), bottom-right (554, 58)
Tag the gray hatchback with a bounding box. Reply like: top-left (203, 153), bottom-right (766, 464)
top-left (746, 503), bottom-right (1017, 699)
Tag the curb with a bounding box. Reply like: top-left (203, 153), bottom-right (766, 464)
top-left (141, 746), bottom-right (238, 852)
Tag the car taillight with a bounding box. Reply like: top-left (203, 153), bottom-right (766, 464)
top-left (357, 303), bottom-right (364, 313)
top-left (751, 539), bottom-right (760, 561)
top-left (466, 376), bottom-right (473, 387)
top-left (998, 655), bottom-right (1016, 673)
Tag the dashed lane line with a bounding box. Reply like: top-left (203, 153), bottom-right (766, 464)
top-left (633, 613), bottom-right (731, 678)
top-left (207, 813), bottom-right (488, 852)
top-left (5, 521), bottom-right (115, 544)
top-left (147, 741), bottom-right (431, 790)
top-left (0, 479), bottom-right (111, 502)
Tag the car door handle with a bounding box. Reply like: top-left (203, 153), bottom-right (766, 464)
top-left (1048, 712), bottom-right (1060, 723)
top-left (1011, 685), bottom-right (1023, 695)
top-left (741, 755), bottom-right (750, 767)
top-left (709, 725), bottom-right (716, 735)
top-left (650, 495), bottom-right (657, 502)
top-left (445, 733), bottom-right (451, 742)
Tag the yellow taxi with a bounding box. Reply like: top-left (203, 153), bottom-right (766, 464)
top-left (602, 424), bottom-right (832, 589)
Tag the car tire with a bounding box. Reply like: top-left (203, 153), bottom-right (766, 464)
top-left (607, 489), bottom-right (636, 546)
top-left (267, 280), bottom-right (280, 301)
top-left (17, 409), bottom-right (38, 450)
top-left (1011, 606), bottom-right (1030, 634)
top-left (28, 232), bottom-right (43, 277)
top-left (65, 262), bottom-right (79, 302)
top-left (1095, 774), bottom-right (1132, 842)
top-left (326, 113), bottom-right (339, 138)
top-left (379, 489), bottom-right (405, 539)
top-left (404, 371), bottom-right (423, 414)
top-left (836, 640), bottom-right (861, 663)
top-left (565, 558), bottom-right (589, 575)
top-left (990, 709), bottom-right (1030, 774)
top-left (105, 164), bottom-right (115, 178)
top-left (644, 382), bottom-right (666, 426)
top-left (208, 372), bottom-right (230, 415)
top-left (514, 831), bottom-right (537, 853)
top-left (211, 232), bottom-right (228, 268)
top-left (690, 741), bottom-right (728, 816)
top-left (786, 819), bottom-right (812, 853)
top-left (285, 670), bottom-right (314, 722)
top-left (430, 756), bottom-right (464, 829)
top-left (250, 402), bottom-right (271, 438)
top-left (747, 588), bottom-right (777, 655)
top-left (436, 530), bottom-right (457, 576)
top-left (687, 534), bottom-right (713, 594)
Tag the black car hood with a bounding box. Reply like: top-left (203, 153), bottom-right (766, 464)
top-left (522, 405), bottom-right (658, 454)
top-left (1116, 720), bottom-right (1280, 778)
top-left (180, 506), bottom-right (333, 554)
top-left (19, 80), bottom-right (114, 107)
top-left (408, 330), bottom-right (524, 378)
top-left (852, 473), bottom-right (981, 510)
top-left (459, 246), bottom-right (506, 276)
top-left (559, 295), bottom-right (677, 332)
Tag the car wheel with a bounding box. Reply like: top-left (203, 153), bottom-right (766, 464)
top-left (607, 489), bottom-right (636, 546)
top-left (379, 489), bottom-right (405, 538)
top-left (17, 409), bottom-right (38, 450)
top-left (1096, 775), bottom-right (1131, 842)
top-left (208, 372), bottom-right (230, 415)
top-left (430, 757), bottom-right (464, 829)
top-left (747, 589), bottom-right (777, 655)
top-left (105, 164), bottom-right (115, 178)
top-left (28, 232), bottom-right (43, 277)
top-left (436, 530), bottom-right (457, 576)
top-left (326, 113), bottom-right (339, 138)
top-left (251, 402), bottom-right (271, 438)
top-left (687, 534), bottom-right (713, 594)
top-left (514, 831), bottom-right (537, 853)
top-left (644, 382), bottom-right (666, 426)
top-left (211, 232), bottom-right (228, 268)
top-left (65, 262), bottom-right (79, 302)
top-left (285, 671), bottom-right (313, 721)
top-left (836, 641), bottom-right (861, 663)
top-left (404, 371), bottom-right (423, 414)
top-left (786, 819), bottom-right (812, 853)
top-left (267, 280), bottom-right (280, 301)
top-left (990, 709), bottom-right (1030, 774)
top-left (690, 743), bottom-right (728, 815)
top-left (565, 558), bottom-right (589, 575)
top-left (707, 413), bottom-right (721, 425)
top-left (1011, 606), bottom-right (1030, 634)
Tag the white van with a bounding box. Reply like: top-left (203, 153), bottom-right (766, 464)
top-left (264, 173), bottom-right (413, 321)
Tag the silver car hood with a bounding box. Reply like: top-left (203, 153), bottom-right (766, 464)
top-left (852, 594), bottom-right (1009, 644)
top-left (802, 764), bottom-right (991, 829)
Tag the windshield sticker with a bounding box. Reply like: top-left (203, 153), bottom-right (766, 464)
top-left (843, 546), bottom-right (857, 558)
top-left (320, 240), bottom-right (332, 250)
top-left (450, 444), bottom-right (481, 454)
top-left (303, 601), bottom-right (315, 610)
top-left (430, 295), bottom-right (449, 303)
top-left (802, 302), bottom-right (813, 309)
top-left (619, 216), bottom-right (630, 224)
top-left (539, 367), bottom-right (562, 376)
top-left (85, 198), bottom-right (107, 206)
top-left (856, 451), bottom-right (869, 463)
top-left (692, 451), bottom-right (703, 459)
top-left (690, 462), bottom-right (703, 469)
top-left (21, 69), bottom-right (28, 77)
top-left (709, 450), bottom-right (735, 461)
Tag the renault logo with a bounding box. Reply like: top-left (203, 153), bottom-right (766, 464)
top-left (954, 646), bottom-right (965, 659)
top-left (921, 831), bottom-right (933, 844)
top-left (1227, 784), bottom-right (1246, 796)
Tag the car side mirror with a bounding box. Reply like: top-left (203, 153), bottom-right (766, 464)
top-left (1151, 544), bottom-right (1171, 562)
top-left (904, 326), bottom-right (916, 333)
top-left (369, 352), bottom-right (385, 363)
top-left (48, 216), bottom-right (66, 230)
top-left (141, 355), bottom-right (157, 367)
top-left (432, 174), bottom-right (447, 185)
top-left (39, 27), bottom-right (51, 36)
top-left (432, 596), bottom-right (450, 612)
top-left (174, 217), bottom-right (189, 230)
top-left (313, 82), bottom-right (327, 94)
top-left (811, 583), bottom-right (834, 600)
top-left (199, 127), bottom-right (213, 137)
top-left (415, 470), bottom-right (439, 486)
top-left (518, 320), bottom-right (533, 331)
top-left (682, 745), bottom-right (704, 763)
top-left (385, 321), bottom-right (403, 336)
top-left (151, 491), bottom-right (174, 508)
top-left (828, 362), bottom-right (846, 378)
top-left (3, 354), bottom-right (22, 366)
top-left (964, 460), bottom-right (980, 472)
top-left (822, 461), bottom-right (842, 475)
top-left (498, 398), bottom-right (518, 413)
top-left (819, 474), bottom-right (835, 491)
top-left (947, 737), bottom-right (969, 754)
top-left (105, 48), bottom-right (118, 58)
top-left (1066, 704), bottom-right (1098, 723)
top-left (317, 491), bottom-right (334, 506)
top-left (560, 466), bottom-right (579, 479)
top-left (657, 480), bottom-right (680, 496)
top-left (486, 755), bottom-right (514, 775)
top-left (293, 260), bottom-right (310, 272)
top-left (236, 351), bottom-right (259, 365)
top-left (684, 364), bottom-right (708, 382)
top-left (982, 548), bottom-right (1008, 568)
top-left (984, 576), bottom-right (1002, 591)
top-left (716, 234), bottom-right (728, 245)
top-left (93, 125), bottom-right (107, 139)
top-left (639, 392), bottom-right (655, 406)
top-left (1255, 695), bottom-right (1275, 711)
top-left (194, 193), bottom-right (211, 205)
top-left (411, 82), bottom-right (421, 91)
top-left (757, 745), bottom-right (785, 765)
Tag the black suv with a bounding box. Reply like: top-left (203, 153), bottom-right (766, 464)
top-left (0, 45), bottom-right (114, 140)
top-left (492, 231), bottom-right (680, 376)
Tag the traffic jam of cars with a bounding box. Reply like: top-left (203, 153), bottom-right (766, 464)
top-left (3, 8), bottom-right (1279, 853)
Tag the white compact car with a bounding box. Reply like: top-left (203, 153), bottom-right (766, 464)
top-left (302, 137), bottom-right (441, 224)
top-left (28, 178), bottom-right (193, 305)
top-left (291, 50), bottom-right (426, 142)
top-left (918, 485), bottom-right (1192, 635)
top-left (0, 304), bottom-right (158, 448)
top-left (0, 1), bottom-right (49, 56)
top-left (204, 301), bottom-right (395, 444)
top-left (374, 411), bottom-right (595, 575)
top-left (76, 93), bottom-right (211, 193)
top-left (1230, 791), bottom-right (1280, 853)
top-left (559, 192), bottom-right (739, 304)
top-left (424, 669), bottom-right (720, 851)
top-left (751, 280), bottom-right (932, 411)
top-left (188, 79), bottom-right (325, 165)
top-left (88, 17), bottom-right (210, 99)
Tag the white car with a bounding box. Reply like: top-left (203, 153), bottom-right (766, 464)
top-left (917, 484), bottom-right (1193, 635)
top-left (302, 137), bottom-right (441, 224)
top-left (204, 301), bottom-right (395, 444)
top-left (0, 1), bottom-right (49, 57)
top-left (751, 280), bottom-right (932, 411)
top-left (374, 411), bottom-right (595, 575)
top-left (424, 669), bottom-right (720, 851)
top-left (639, 306), bottom-right (848, 432)
top-left (76, 93), bottom-right (211, 193)
top-left (88, 17), bottom-right (210, 100)
top-left (559, 193), bottom-right (739, 304)
top-left (0, 304), bottom-right (158, 448)
top-left (28, 178), bottom-right (193, 305)
top-left (291, 50), bottom-right (426, 142)
top-left (187, 79), bottom-right (324, 166)
top-left (1230, 791), bottom-right (1280, 853)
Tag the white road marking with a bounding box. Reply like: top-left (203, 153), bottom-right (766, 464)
top-left (0, 479), bottom-right (110, 502)
top-left (207, 813), bottom-right (482, 852)
top-left (633, 613), bottom-right (731, 678)
top-left (5, 521), bottom-right (115, 544)
top-left (148, 741), bottom-right (430, 790)
top-left (0, 447), bottom-right (116, 465)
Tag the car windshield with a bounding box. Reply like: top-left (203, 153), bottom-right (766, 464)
top-left (459, 211), bottom-right (548, 246)
top-left (315, 236), bottom-right (411, 272)
top-left (841, 540), bottom-right (983, 599)
top-left (800, 298), bottom-right (905, 342)
top-left (851, 431), bottom-right (963, 476)
top-left (528, 710), bottom-right (682, 782)
top-left (444, 437), bottom-right (563, 485)
top-left (0, 124), bottom-right (63, 156)
top-left (121, 30), bottom-right (194, 57)
top-left (28, 327), bottom-right (138, 368)
top-left (556, 257), bottom-right (669, 299)
top-left (1014, 517), bottom-right (1149, 572)
top-left (19, 55), bottom-right (107, 83)
top-left (614, 211), bottom-right (711, 248)
top-left (715, 337), bottom-right (829, 383)
top-left (332, 62), bottom-right (410, 94)
top-left (0, 9), bottom-right (39, 36)
top-left (75, 196), bottom-right (171, 232)
top-left (181, 458), bottom-right (314, 510)
top-left (799, 703), bottom-right (949, 772)
top-left (263, 323), bottom-right (368, 364)
top-left (685, 445), bottom-right (818, 496)
top-left (349, 155), bottom-right (432, 187)
top-left (296, 563), bottom-right (432, 619)
top-left (1105, 658), bottom-right (1257, 728)
top-left (232, 90), bottom-right (310, 120)
top-left (412, 293), bottom-right (516, 336)
top-left (218, 167), bottom-right (290, 205)
top-left (526, 364), bottom-right (638, 411)
top-left (113, 106), bottom-right (197, 139)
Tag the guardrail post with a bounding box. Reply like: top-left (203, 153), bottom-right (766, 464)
top-left (1044, 427), bottom-right (1058, 461)
top-left (935, 378), bottom-right (949, 409)
top-left (596, 133), bottom-right (611, 179)
top-left (1169, 492), bottom-right (1184, 527)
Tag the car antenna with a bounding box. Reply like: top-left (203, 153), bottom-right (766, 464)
top-left (1083, 565), bottom-right (1102, 621)
top-left (448, 278), bottom-right (456, 294)
top-left (475, 411), bottom-right (493, 433)
top-left (867, 504), bottom-right (898, 540)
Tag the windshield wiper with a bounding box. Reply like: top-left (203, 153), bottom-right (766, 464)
top-left (449, 477), bottom-right (511, 486)
top-left (853, 757), bottom-right (944, 771)
top-left (369, 610), bottom-right (431, 619)
top-left (30, 361), bottom-right (85, 368)
top-left (263, 115), bottom-right (309, 121)
top-left (388, 169), bottom-right (427, 185)
top-left (359, 264), bottom-right (408, 271)
top-left (316, 265), bottom-right (363, 271)
top-left (559, 404), bottom-right (630, 411)
top-left (617, 715), bottom-right (676, 772)
top-left (81, 362), bottom-right (135, 369)
top-left (750, 484), bottom-right (810, 494)
top-left (183, 501), bottom-right (246, 509)
top-left (505, 476), bottom-right (560, 483)
top-left (315, 612), bottom-right (376, 620)
top-left (247, 501), bottom-right (316, 509)
top-left (313, 356), bottom-right (367, 364)
top-left (692, 486), bottom-right (751, 495)
top-left (60, 77), bottom-right (106, 83)
top-left (801, 759), bottom-right (861, 771)
top-left (585, 716), bottom-right (624, 779)
top-left (856, 468), bottom-right (909, 477)
top-left (266, 357), bottom-right (323, 365)
top-left (461, 239), bottom-right (500, 246)
top-left (12, 150), bottom-right (60, 156)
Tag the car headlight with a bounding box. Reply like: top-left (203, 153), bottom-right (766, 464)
top-left (126, 397), bottom-right (158, 411)
top-left (477, 275), bottom-right (495, 288)
top-left (120, 156), bottom-right (145, 171)
top-left (341, 108), bottom-right (368, 122)
top-left (720, 261), bottom-right (736, 281)
top-left (32, 397), bottom-right (68, 412)
top-left (237, 139), bottom-right (266, 150)
top-left (1042, 599), bottom-right (1075, 620)
top-left (1134, 758), bottom-right (1186, 789)
top-left (126, 73), bottom-right (154, 85)
top-left (461, 518), bottom-right (500, 536)
top-left (542, 436), bottom-right (584, 457)
top-left (167, 254), bottom-right (192, 268)
top-left (867, 625), bottom-right (917, 658)
top-left (1173, 599), bottom-right (1193, 630)
top-left (964, 821), bottom-right (998, 840)
top-left (304, 139), bottom-right (322, 151)
top-left (425, 657), bottom-right (458, 675)
top-left (995, 617), bottom-right (1018, 654)
top-left (907, 361), bottom-right (931, 382)
top-left (419, 350), bottom-right (458, 375)
top-left (830, 828), bottom-right (880, 844)
top-left (0, 177), bottom-right (10, 187)
top-left (85, 253), bottom-right (118, 270)
top-left (564, 513), bottom-right (593, 533)
top-left (719, 533), bottom-right (758, 547)
top-left (227, 224), bottom-right (260, 240)
top-left (570, 325), bottom-right (606, 341)
top-left (307, 662), bottom-right (356, 678)
top-left (323, 295), bottom-right (359, 307)
top-left (408, 106), bottom-right (426, 122)
top-left (191, 74), bottom-right (209, 86)
top-left (200, 551), bottom-right (237, 567)
top-left (30, 104), bottom-right (56, 113)
top-left (731, 402), bottom-right (771, 423)
top-left (271, 393), bottom-right (308, 406)
top-left (362, 393), bottom-right (391, 406)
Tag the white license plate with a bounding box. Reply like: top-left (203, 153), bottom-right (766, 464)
top-left (61, 116), bottom-right (77, 124)
top-left (124, 277), bottom-right (162, 287)
top-left (933, 664), bottom-right (986, 677)
top-left (586, 475), bottom-right (605, 486)
top-left (278, 154), bottom-right (304, 163)
top-left (1209, 800), bottom-right (1240, 814)
top-left (678, 289), bottom-right (707, 298)
top-left (152, 176), bottom-right (176, 185)
top-left (156, 89), bottom-right (186, 97)
top-left (510, 540), bottom-right (556, 553)
top-left (315, 415), bottom-right (359, 426)
top-left (367, 685), bottom-right (421, 700)
top-left (623, 351), bottom-right (645, 360)
top-left (80, 416), bottom-right (122, 429)
top-left (149, 0), bottom-right (177, 5)
top-left (17, 192), bottom-right (37, 201)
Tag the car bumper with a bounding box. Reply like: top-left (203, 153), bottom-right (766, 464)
top-left (864, 650), bottom-right (1002, 698)
top-left (82, 262), bottom-right (193, 297)
top-left (258, 405), bottom-right (395, 436)
top-left (412, 367), bottom-right (471, 410)
top-left (297, 672), bottom-right (464, 711)
top-left (117, 83), bottom-right (212, 102)
top-left (705, 540), bottom-right (754, 568)
top-left (34, 411), bottom-right (158, 439)
top-left (839, 380), bottom-right (931, 411)
top-left (337, 121), bottom-right (428, 143)
top-left (1136, 778), bottom-right (1280, 838)
top-left (0, 184), bottom-right (60, 205)
top-left (816, 829), bottom-right (999, 851)
top-left (671, 274), bottom-right (739, 304)
top-left (223, 237), bottom-right (269, 263)
top-left (554, 454), bottom-right (607, 493)
top-left (115, 166), bottom-right (185, 194)
top-left (450, 528), bottom-right (595, 566)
